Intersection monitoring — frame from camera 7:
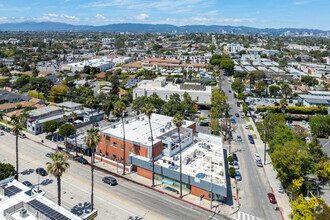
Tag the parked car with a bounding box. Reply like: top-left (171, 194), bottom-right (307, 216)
top-left (45, 152), bottom-right (54, 158)
top-left (245, 125), bottom-right (249, 129)
top-left (200, 121), bottom-right (209, 126)
top-left (77, 157), bottom-right (88, 164)
top-left (4, 128), bottom-right (10, 132)
top-left (19, 133), bottom-right (26, 138)
top-left (234, 94), bottom-right (237, 98)
top-left (235, 171), bottom-right (242, 181)
top-left (231, 118), bottom-right (236, 124)
top-left (268, 193), bottom-right (277, 204)
top-left (94, 122), bottom-right (99, 127)
top-left (256, 160), bottom-right (263, 167)
top-left (102, 177), bottom-right (117, 186)
top-left (248, 135), bottom-right (253, 140)
top-left (250, 139), bottom-right (255, 144)
top-left (240, 114), bottom-right (245, 118)
top-left (0, 131), bottom-right (4, 136)
top-left (233, 161), bottom-right (239, 170)
top-left (237, 135), bottom-right (242, 142)
top-left (274, 102), bottom-right (280, 106)
top-left (23, 181), bottom-right (34, 189)
top-left (36, 168), bottom-right (47, 176)
top-left (0, 125), bottom-right (4, 130)
top-left (232, 153), bottom-right (238, 161)
top-left (235, 113), bottom-right (239, 117)
top-left (254, 153), bottom-right (261, 161)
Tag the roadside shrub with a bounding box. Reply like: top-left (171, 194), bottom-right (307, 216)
top-left (228, 156), bottom-right (234, 164)
top-left (256, 106), bottom-right (328, 115)
top-left (228, 167), bottom-right (236, 177)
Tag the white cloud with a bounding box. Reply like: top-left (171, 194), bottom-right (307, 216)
top-left (155, 16), bottom-right (255, 26)
top-left (133, 13), bottom-right (149, 21)
top-left (46, 13), bottom-right (79, 22)
top-left (95, 14), bottom-right (106, 20)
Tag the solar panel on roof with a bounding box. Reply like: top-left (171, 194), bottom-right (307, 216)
top-left (4, 185), bottom-right (22, 197)
top-left (27, 199), bottom-right (71, 220)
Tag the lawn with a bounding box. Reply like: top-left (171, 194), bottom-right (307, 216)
top-left (245, 116), bottom-right (250, 122)
top-left (249, 125), bottom-right (254, 131)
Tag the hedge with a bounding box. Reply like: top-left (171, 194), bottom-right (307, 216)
top-left (256, 106), bottom-right (328, 115)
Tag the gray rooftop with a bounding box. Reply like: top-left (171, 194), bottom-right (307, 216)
top-left (57, 101), bottom-right (82, 109)
top-left (29, 106), bottom-right (62, 117)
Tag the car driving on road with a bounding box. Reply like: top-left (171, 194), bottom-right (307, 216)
top-left (254, 153), bottom-right (261, 161)
top-left (102, 177), bottom-right (117, 186)
top-left (267, 193), bottom-right (277, 204)
top-left (36, 167), bottom-right (47, 176)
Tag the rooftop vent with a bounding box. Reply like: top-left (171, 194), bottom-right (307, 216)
top-left (125, 120), bottom-right (129, 124)
top-left (110, 125), bottom-right (116, 128)
top-left (160, 128), bottom-right (165, 133)
top-left (140, 117), bottom-right (144, 120)
top-left (20, 209), bottom-right (27, 217)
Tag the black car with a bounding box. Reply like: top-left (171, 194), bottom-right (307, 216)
top-left (232, 153), bottom-right (238, 161)
top-left (4, 128), bottom-right (10, 132)
top-left (94, 122), bottom-right (99, 127)
top-left (36, 168), bottom-right (47, 176)
top-left (102, 177), bottom-right (117, 186)
top-left (228, 90), bottom-right (232, 93)
top-left (235, 113), bottom-right (239, 117)
top-left (0, 125), bottom-right (4, 130)
top-left (234, 94), bottom-right (237, 98)
top-left (77, 157), bottom-right (88, 164)
top-left (236, 102), bottom-right (240, 107)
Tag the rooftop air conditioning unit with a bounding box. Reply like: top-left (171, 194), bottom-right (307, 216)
top-left (140, 117), bottom-right (144, 120)
top-left (125, 120), bottom-right (129, 124)
top-left (20, 209), bottom-right (27, 217)
top-left (183, 121), bottom-right (186, 125)
top-left (148, 136), bottom-right (153, 141)
top-left (110, 125), bottom-right (116, 128)
top-left (160, 128), bottom-right (165, 133)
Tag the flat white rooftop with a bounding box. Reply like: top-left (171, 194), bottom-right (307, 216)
top-left (101, 114), bottom-right (195, 147)
top-left (137, 80), bottom-right (212, 93)
top-left (155, 133), bottom-right (226, 186)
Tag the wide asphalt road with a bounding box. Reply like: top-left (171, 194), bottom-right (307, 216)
top-left (0, 133), bottom-right (221, 220)
top-left (221, 76), bottom-right (281, 220)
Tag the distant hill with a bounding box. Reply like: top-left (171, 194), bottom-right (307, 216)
top-left (0, 22), bottom-right (328, 35)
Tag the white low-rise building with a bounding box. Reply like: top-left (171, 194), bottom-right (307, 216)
top-left (61, 58), bottom-right (113, 72)
top-left (133, 77), bottom-right (212, 105)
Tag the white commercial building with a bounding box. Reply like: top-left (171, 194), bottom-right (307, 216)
top-left (133, 77), bottom-right (212, 105)
top-left (102, 38), bottom-right (116, 44)
top-left (0, 177), bottom-right (82, 220)
top-left (61, 58), bottom-right (113, 72)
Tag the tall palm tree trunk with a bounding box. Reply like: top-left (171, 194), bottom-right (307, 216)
top-left (75, 130), bottom-right (78, 156)
top-left (122, 117), bottom-right (126, 175)
top-left (91, 149), bottom-right (94, 210)
top-left (177, 127), bottom-right (182, 198)
top-left (148, 118), bottom-right (155, 187)
top-left (15, 135), bottom-right (19, 180)
top-left (57, 177), bottom-right (61, 205)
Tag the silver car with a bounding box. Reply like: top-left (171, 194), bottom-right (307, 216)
top-left (234, 161), bottom-right (239, 170)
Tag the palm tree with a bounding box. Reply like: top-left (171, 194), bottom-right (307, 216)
top-left (113, 100), bottom-right (127, 175)
top-left (280, 98), bottom-right (288, 113)
top-left (61, 114), bottom-right (68, 124)
top-left (46, 151), bottom-right (69, 206)
top-left (11, 116), bottom-right (23, 180)
top-left (173, 114), bottom-right (183, 198)
top-left (142, 103), bottom-right (155, 187)
top-left (247, 72), bottom-right (255, 93)
top-left (70, 112), bottom-right (78, 156)
top-left (281, 83), bottom-right (292, 99)
top-left (85, 128), bottom-right (101, 211)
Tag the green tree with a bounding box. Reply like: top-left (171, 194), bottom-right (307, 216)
top-left (11, 116), bottom-right (24, 180)
top-left (301, 76), bottom-right (318, 87)
top-left (281, 83), bottom-right (292, 99)
top-left (310, 115), bottom-right (330, 138)
top-left (85, 128), bottom-right (100, 211)
top-left (142, 103), bottom-right (156, 187)
top-left (152, 44), bottom-right (162, 51)
top-left (269, 85), bottom-right (281, 97)
top-left (43, 120), bottom-right (60, 138)
top-left (272, 141), bottom-right (309, 186)
top-left (258, 113), bottom-right (286, 142)
top-left (237, 93), bottom-right (245, 102)
top-left (110, 75), bottom-right (120, 98)
top-left (161, 93), bottom-right (183, 116)
top-left (59, 124), bottom-right (76, 149)
top-left (315, 161), bottom-right (330, 181)
top-left (231, 77), bottom-right (245, 93)
top-left (132, 96), bottom-right (149, 115)
top-left (103, 100), bottom-right (114, 119)
top-left (228, 167), bottom-right (236, 177)
top-left (15, 75), bottom-right (30, 89)
top-left (50, 84), bottom-right (69, 102)
top-left (173, 114), bottom-right (183, 198)
top-left (255, 81), bottom-right (266, 95)
top-left (113, 101), bottom-right (127, 174)
top-left (46, 151), bottom-right (70, 205)
top-left (0, 162), bottom-right (16, 180)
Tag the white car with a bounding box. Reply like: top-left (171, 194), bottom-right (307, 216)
top-left (0, 131), bottom-right (4, 136)
top-left (241, 114), bottom-right (245, 118)
top-left (245, 125), bottom-right (249, 129)
top-left (254, 153), bottom-right (261, 161)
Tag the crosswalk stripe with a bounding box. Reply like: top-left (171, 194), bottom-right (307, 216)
top-left (230, 211), bottom-right (262, 220)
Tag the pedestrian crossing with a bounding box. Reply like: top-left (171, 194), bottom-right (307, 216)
top-left (231, 211), bottom-right (263, 220)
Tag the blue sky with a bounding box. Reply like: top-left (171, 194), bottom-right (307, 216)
top-left (0, 0), bottom-right (329, 30)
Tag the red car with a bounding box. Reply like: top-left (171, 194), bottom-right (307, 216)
top-left (268, 193), bottom-right (277, 204)
top-left (274, 102), bottom-right (280, 106)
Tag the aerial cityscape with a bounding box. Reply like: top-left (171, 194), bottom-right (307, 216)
top-left (0, 1), bottom-right (329, 220)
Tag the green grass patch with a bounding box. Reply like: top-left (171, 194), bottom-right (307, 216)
top-left (249, 125), bottom-right (254, 131)
top-left (199, 117), bottom-right (207, 121)
top-left (245, 116), bottom-right (250, 122)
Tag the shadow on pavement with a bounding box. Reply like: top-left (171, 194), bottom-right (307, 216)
top-left (71, 202), bottom-right (92, 216)
top-left (21, 168), bottom-right (34, 175)
top-left (41, 179), bottom-right (53, 186)
top-left (223, 149), bottom-right (233, 206)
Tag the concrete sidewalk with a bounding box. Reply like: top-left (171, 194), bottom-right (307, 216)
top-left (246, 119), bottom-right (291, 220)
top-left (2, 123), bottom-right (238, 218)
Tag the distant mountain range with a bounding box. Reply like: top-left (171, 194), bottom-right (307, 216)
top-left (0, 22), bottom-right (328, 35)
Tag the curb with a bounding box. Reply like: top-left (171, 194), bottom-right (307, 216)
top-left (94, 164), bottom-right (232, 219)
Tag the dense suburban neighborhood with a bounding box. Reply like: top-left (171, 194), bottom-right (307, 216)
top-left (0, 24), bottom-right (329, 220)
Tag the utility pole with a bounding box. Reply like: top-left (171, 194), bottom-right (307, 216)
top-left (264, 129), bottom-right (267, 165)
top-left (210, 175), bottom-right (213, 209)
